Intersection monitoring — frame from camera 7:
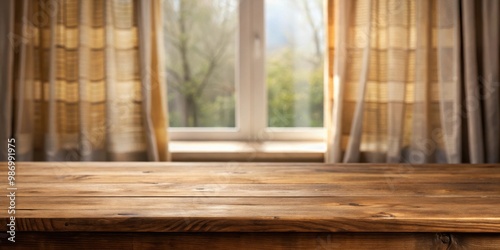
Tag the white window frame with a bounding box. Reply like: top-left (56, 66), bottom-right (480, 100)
top-left (169, 0), bottom-right (326, 142)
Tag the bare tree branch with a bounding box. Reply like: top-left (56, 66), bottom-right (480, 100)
top-left (297, 0), bottom-right (323, 66)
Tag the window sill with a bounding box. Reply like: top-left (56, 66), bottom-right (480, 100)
top-left (169, 141), bottom-right (325, 162)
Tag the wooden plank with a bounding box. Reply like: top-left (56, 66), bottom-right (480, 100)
top-left (4, 162), bottom-right (500, 174)
top-left (9, 196), bottom-right (500, 215)
top-left (1, 162), bottom-right (500, 234)
top-left (6, 163), bottom-right (500, 186)
top-left (10, 182), bottom-right (500, 197)
top-left (3, 214), bottom-right (500, 233)
top-left (12, 174), bottom-right (500, 186)
top-left (7, 204), bottom-right (500, 220)
top-left (1, 196), bottom-right (499, 232)
top-left (0, 232), bottom-right (469, 250)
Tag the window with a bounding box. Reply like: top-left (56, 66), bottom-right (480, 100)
top-left (164, 0), bottom-right (326, 142)
top-left (164, 0), bottom-right (238, 128)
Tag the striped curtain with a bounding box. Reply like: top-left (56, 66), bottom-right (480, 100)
top-left (0, 0), bottom-right (170, 161)
top-left (326, 0), bottom-right (499, 163)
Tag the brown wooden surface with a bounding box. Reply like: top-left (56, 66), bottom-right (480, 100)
top-left (4, 232), bottom-right (500, 250)
top-left (1, 162), bottom-right (500, 249)
top-left (0, 162), bottom-right (499, 233)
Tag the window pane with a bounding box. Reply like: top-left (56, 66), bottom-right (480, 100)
top-left (266, 0), bottom-right (324, 127)
top-left (164, 0), bottom-right (238, 127)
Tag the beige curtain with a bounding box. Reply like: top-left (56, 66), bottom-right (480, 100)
top-left (326, 0), bottom-right (499, 163)
top-left (0, 0), bottom-right (170, 161)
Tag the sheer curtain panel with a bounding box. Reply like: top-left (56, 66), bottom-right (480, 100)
top-left (326, 0), bottom-right (499, 163)
top-left (0, 0), bottom-right (170, 161)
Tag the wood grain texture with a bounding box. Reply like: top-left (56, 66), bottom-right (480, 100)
top-left (0, 162), bottom-right (500, 232)
top-left (2, 232), bottom-right (500, 250)
top-left (1, 162), bottom-right (500, 236)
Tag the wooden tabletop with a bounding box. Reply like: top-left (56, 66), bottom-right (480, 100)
top-left (1, 162), bottom-right (500, 233)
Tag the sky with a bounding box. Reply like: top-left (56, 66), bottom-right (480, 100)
top-left (265, 0), bottom-right (325, 53)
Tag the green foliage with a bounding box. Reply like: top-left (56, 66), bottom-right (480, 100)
top-left (165, 0), bottom-right (323, 128)
top-left (267, 51), bottom-right (295, 127)
top-left (198, 95), bottom-right (235, 127)
top-left (267, 50), bottom-right (324, 127)
top-left (165, 0), bottom-right (237, 127)
top-left (309, 68), bottom-right (324, 127)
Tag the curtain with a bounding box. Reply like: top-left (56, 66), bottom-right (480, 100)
top-left (0, 0), bottom-right (170, 161)
top-left (326, 0), bottom-right (499, 163)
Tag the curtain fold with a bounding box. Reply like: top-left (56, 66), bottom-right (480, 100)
top-left (0, 0), bottom-right (15, 162)
top-left (326, 0), bottom-right (500, 163)
top-left (0, 0), bottom-right (170, 161)
top-left (436, 0), bottom-right (462, 163)
top-left (481, 0), bottom-right (500, 163)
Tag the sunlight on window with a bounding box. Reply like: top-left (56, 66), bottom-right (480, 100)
top-left (266, 0), bottom-right (325, 128)
top-left (164, 0), bottom-right (238, 128)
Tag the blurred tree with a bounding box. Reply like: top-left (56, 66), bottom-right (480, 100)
top-left (164, 0), bottom-right (237, 127)
top-left (267, 0), bottom-right (324, 127)
top-left (164, 0), bottom-right (323, 128)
